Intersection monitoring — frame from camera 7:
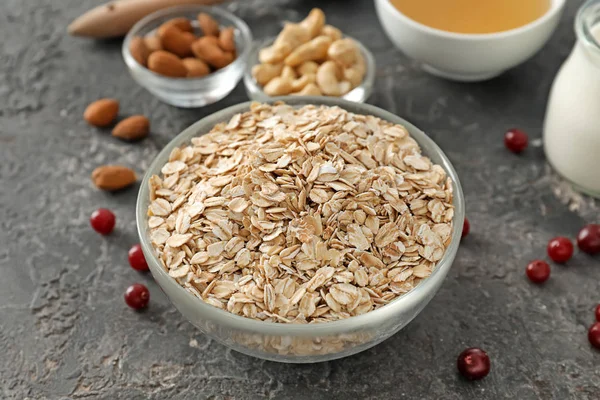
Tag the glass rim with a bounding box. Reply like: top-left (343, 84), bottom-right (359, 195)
top-left (576, 0), bottom-right (600, 53)
top-left (136, 96), bottom-right (465, 336)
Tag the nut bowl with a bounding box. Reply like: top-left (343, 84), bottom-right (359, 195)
top-left (243, 37), bottom-right (376, 103)
top-left (122, 5), bottom-right (252, 108)
top-left (136, 97), bottom-right (464, 363)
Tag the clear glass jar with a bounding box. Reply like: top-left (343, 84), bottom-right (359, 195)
top-left (544, 0), bottom-right (600, 198)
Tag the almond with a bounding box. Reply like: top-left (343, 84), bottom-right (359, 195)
top-left (84, 99), bottom-right (119, 127)
top-left (92, 165), bottom-right (136, 191)
top-left (182, 58), bottom-right (211, 77)
top-left (218, 27), bottom-right (236, 52)
top-left (161, 25), bottom-right (194, 57)
top-left (181, 31), bottom-right (197, 42)
top-left (129, 36), bottom-right (150, 66)
top-left (112, 115), bottom-right (150, 140)
top-left (148, 50), bottom-right (187, 78)
top-left (157, 17), bottom-right (193, 38)
top-left (199, 35), bottom-right (219, 47)
top-left (191, 37), bottom-right (233, 69)
top-left (197, 13), bottom-right (220, 36)
top-left (144, 35), bottom-right (163, 53)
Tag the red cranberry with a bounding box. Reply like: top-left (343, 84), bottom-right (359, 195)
top-left (504, 129), bottom-right (528, 154)
top-left (124, 284), bottom-right (150, 309)
top-left (589, 322), bottom-right (600, 350)
top-left (577, 224), bottom-right (600, 255)
top-left (547, 237), bottom-right (574, 263)
top-left (457, 348), bottom-right (490, 380)
top-left (90, 208), bottom-right (116, 235)
top-left (128, 244), bottom-right (149, 272)
top-left (462, 218), bottom-right (470, 238)
top-left (526, 260), bottom-right (550, 283)
top-left (595, 304), bottom-right (600, 322)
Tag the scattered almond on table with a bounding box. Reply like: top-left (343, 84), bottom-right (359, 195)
top-left (129, 13), bottom-right (237, 78)
top-left (112, 115), bottom-right (150, 140)
top-left (83, 98), bottom-right (146, 191)
top-left (92, 165), bottom-right (137, 191)
top-left (84, 98), bottom-right (151, 142)
top-left (252, 8), bottom-right (366, 97)
top-left (84, 98), bottom-right (119, 127)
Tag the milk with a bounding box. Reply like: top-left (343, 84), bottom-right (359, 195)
top-left (544, 21), bottom-right (600, 197)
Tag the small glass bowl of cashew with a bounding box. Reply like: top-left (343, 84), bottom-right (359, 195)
top-left (242, 8), bottom-right (376, 103)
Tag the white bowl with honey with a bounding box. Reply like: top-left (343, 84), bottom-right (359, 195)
top-left (374, 0), bottom-right (566, 81)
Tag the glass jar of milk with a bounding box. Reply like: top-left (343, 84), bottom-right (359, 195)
top-left (544, 0), bottom-right (600, 198)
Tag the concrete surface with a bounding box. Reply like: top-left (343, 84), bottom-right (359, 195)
top-left (1, 0), bottom-right (598, 398)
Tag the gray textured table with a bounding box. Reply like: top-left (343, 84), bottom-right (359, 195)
top-left (2, 0), bottom-right (599, 399)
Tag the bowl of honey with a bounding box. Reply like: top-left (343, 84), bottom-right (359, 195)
top-left (375, 0), bottom-right (566, 81)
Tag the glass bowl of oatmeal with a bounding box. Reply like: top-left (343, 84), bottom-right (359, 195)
top-left (136, 97), bottom-right (464, 363)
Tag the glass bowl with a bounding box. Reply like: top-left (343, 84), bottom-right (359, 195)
top-left (136, 97), bottom-right (464, 363)
top-left (122, 6), bottom-right (252, 108)
top-left (243, 37), bottom-right (376, 103)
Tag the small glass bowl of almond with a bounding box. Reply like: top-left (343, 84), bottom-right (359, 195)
top-left (243, 8), bottom-right (375, 103)
top-left (123, 6), bottom-right (252, 108)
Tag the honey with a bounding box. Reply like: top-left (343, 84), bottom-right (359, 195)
top-left (389, 0), bottom-right (551, 34)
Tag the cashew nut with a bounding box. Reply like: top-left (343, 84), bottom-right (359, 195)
top-left (252, 63), bottom-right (283, 86)
top-left (284, 36), bottom-right (332, 67)
top-left (275, 23), bottom-right (310, 49)
top-left (292, 83), bottom-right (322, 96)
top-left (259, 42), bottom-right (293, 64)
top-left (320, 25), bottom-right (342, 41)
top-left (281, 65), bottom-right (297, 81)
top-left (344, 66), bottom-right (363, 87)
top-left (328, 39), bottom-right (359, 68)
top-left (299, 8), bottom-right (326, 38)
top-left (354, 51), bottom-right (366, 76)
top-left (296, 61), bottom-right (319, 76)
top-left (263, 77), bottom-right (293, 96)
top-left (343, 49), bottom-right (366, 87)
top-left (290, 73), bottom-right (316, 92)
top-left (316, 61), bottom-right (345, 96)
top-left (338, 80), bottom-right (352, 96)
top-left (259, 24), bottom-right (311, 64)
